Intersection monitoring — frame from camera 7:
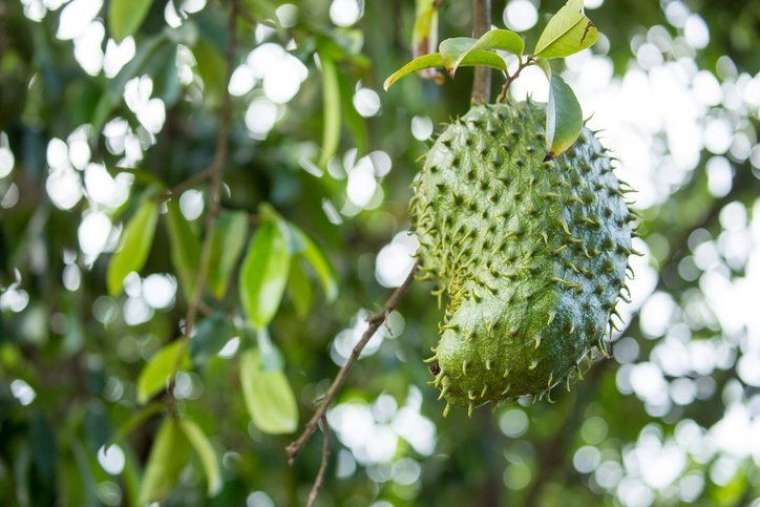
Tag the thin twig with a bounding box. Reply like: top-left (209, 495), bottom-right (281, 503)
top-left (183, 0), bottom-right (239, 334)
top-left (157, 167), bottom-right (214, 201)
top-left (470, 0), bottom-right (492, 103)
top-left (306, 416), bottom-right (332, 507)
top-left (286, 263), bottom-right (418, 464)
top-left (497, 56), bottom-right (535, 102)
top-left (164, 0), bottom-right (239, 400)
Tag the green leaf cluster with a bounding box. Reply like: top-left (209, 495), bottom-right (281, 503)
top-left (385, 0), bottom-right (599, 157)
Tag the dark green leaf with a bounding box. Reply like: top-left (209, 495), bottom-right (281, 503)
top-left (546, 74), bottom-right (584, 158)
top-left (242, 0), bottom-right (279, 26)
top-left (533, 0), bottom-right (599, 59)
top-left (318, 53), bottom-right (341, 168)
top-left (239, 220), bottom-right (291, 328)
top-left (137, 341), bottom-right (190, 404)
top-left (190, 313), bottom-right (236, 365)
top-left (166, 200), bottom-right (200, 299)
top-left (69, 439), bottom-right (99, 507)
top-left (122, 449), bottom-right (142, 507)
top-left (208, 211), bottom-right (249, 299)
top-left (109, 402), bottom-right (163, 448)
top-left (193, 37), bottom-right (227, 104)
top-left (178, 420), bottom-right (222, 497)
top-left (107, 196), bottom-right (159, 295)
top-left (109, 0), bottom-right (153, 42)
top-left (139, 418), bottom-right (190, 504)
top-left (240, 349), bottom-right (298, 434)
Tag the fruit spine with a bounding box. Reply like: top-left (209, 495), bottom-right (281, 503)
top-left (410, 101), bottom-right (635, 415)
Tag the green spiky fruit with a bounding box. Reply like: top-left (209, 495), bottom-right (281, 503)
top-left (410, 101), bottom-right (634, 414)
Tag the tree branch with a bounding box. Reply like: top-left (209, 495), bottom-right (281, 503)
top-left (158, 167), bottom-right (213, 201)
top-left (286, 263), bottom-right (418, 464)
top-left (470, 0), bottom-right (492, 103)
top-left (183, 0), bottom-right (239, 334)
top-left (306, 416), bottom-right (332, 507)
top-left (497, 56), bottom-right (535, 102)
top-left (163, 0), bottom-right (239, 403)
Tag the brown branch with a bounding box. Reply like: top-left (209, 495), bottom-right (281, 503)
top-left (306, 416), bottom-right (332, 507)
top-left (286, 263), bottom-right (418, 464)
top-left (183, 0), bottom-right (239, 334)
top-left (497, 56), bottom-right (535, 103)
top-left (157, 167), bottom-right (214, 201)
top-left (163, 0), bottom-right (240, 400)
top-left (470, 0), bottom-right (492, 103)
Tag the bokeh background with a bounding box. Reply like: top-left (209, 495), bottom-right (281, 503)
top-left (2, 0), bottom-right (760, 506)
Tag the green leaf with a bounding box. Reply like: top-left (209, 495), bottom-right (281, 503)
top-left (122, 449), bottom-right (142, 507)
top-left (537, 58), bottom-right (553, 79)
top-left (107, 196), bottom-right (159, 295)
top-left (139, 418), bottom-right (190, 504)
top-left (178, 420), bottom-right (222, 497)
top-left (450, 29), bottom-right (524, 74)
top-left (166, 200), bottom-right (201, 298)
top-left (240, 349), bottom-right (298, 434)
top-left (290, 225), bottom-right (337, 302)
top-left (208, 212), bottom-right (249, 299)
top-left (533, 0), bottom-right (599, 59)
top-left (254, 327), bottom-right (283, 370)
top-left (193, 37), bottom-right (227, 103)
top-left (439, 38), bottom-right (507, 73)
top-left (68, 439), bottom-right (99, 507)
top-left (109, 402), bottom-right (163, 448)
top-left (109, 0), bottom-right (153, 42)
top-left (384, 53), bottom-right (444, 91)
top-left (286, 259), bottom-right (313, 318)
top-left (190, 313), bottom-right (236, 365)
top-left (242, 0), bottom-right (279, 26)
top-left (318, 53), bottom-right (341, 168)
top-left (137, 341), bottom-right (190, 404)
top-left (383, 40), bottom-right (508, 90)
top-left (546, 74), bottom-right (583, 158)
top-left (239, 220), bottom-right (291, 329)
top-left (438, 37), bottom-right (476, 58)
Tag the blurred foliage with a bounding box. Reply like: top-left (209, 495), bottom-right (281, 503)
top-left (1, 0), bottom-right (760, 506)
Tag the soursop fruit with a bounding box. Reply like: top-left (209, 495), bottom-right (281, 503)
top-left (410, 101), bottom-right (635, 415)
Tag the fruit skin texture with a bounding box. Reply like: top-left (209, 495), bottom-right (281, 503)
top-left (410, 101), bottom-right (634, 411)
